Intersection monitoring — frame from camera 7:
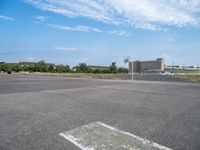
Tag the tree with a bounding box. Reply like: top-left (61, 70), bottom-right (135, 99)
top-left (56, 65), bottom-right (70, 73)
top-left (92, 68), bottom-right (103, 74)
top-left (123, 56), bottom-right (134, 80)
top-left (65, 65), bottom-right (70, 72)
top-left (0, 64), bottom-right (11, 72)
top-left (0, 64), bottom-right (2, 72)
top-left (11, 64), bottom-right (21, 72)
top-left (118, 67), bottom-right (128, 73)
top-left (27, 65), bottom-right (35, 72)
top-left (76, 63), bottom-right (90, 73)
top-left (102, 69), bottom-right (110, 73)
top-left (109, 62), bottom-right (118, 73)
top-left (49, 65), bottom-right (55, 72)
top-left (34, 60), bottom-right (48, 72)
top-left (123, 56), bottom-right (130, 64)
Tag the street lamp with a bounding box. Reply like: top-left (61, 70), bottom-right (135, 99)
top-left (124, 57), bottom-right (134, 80)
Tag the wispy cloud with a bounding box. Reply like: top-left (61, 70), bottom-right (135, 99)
top-left (54, 47), bottom-right (93, 52)
top-left (49, 23), bottom-right (129, 37)
top-left (54, 47), bottom-right (79, 52)
top-left (0, 15), bottom-right (15, 21)
top-left (134, 23), bottom-right (167, 31)
top-left (33, 16), bottom-right (49, 22)
top-left (24, 0), bottom-right (116, 24)
top-left (25, 0), bottom-right (200, 30)
top-left (48, 24), bottom-right (102, 32)
top-left (108, 30), bottom-right (129, 37)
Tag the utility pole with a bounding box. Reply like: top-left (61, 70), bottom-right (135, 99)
top-left (123, 56), bottom-right (134, 80)
top-left (131, 61), bottom-right (134, 80)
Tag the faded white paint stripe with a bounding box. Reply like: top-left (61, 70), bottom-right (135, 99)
top-left (60, 122), bottom-right (173, 150)
top-left (60, 133), bottom-right (95, 150)
top-left (96, 122), bottom-right (173, 150)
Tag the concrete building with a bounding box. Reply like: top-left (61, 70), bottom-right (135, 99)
top-left (129, 58), bottom-right (164, 73)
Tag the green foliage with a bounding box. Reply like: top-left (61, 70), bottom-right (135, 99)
top-left (109, 62), bottom-right (118, 73)
top-left (118, 67), bottom-right (128, 73)
top-left (11, 64), bottom-right (21, 72)
top-left (56, 65), bottom-right (70, 73)
top-left (0, 60), bottom-right (129, 74)
top-left (92, 68), bottom-right (103, 74)
top-left (123, 56), bottom-right (130, 64)
top-left (34, 60), bottom-right (48, 72)
top-left (49, 65), bottom-right (55, 72)
top-left (76, 63), bottom-right (91, 73)
top-left (102, 69), bottom-right (110, 73)
top-left (174, 75), bottom-right (200, 82)
top-left (26, 65), bottom-right (35, 72)
top-left (0, 64), bottom-right (11, 72)
top-left (65, 65), bottom-right (70, 72)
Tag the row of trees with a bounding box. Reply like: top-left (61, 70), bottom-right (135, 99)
top-left (0, 61), bottom-right (128, 74)
top-left (0, 61), bottom-right (70, 73)
top-left (73, 62), bottom-right (128, 73)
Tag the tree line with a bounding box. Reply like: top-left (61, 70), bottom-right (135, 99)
top-left (0, 60), bottom-right (128, 74)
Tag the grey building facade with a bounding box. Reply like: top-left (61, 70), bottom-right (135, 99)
top-left (129, 58), bottom-right (164, 73)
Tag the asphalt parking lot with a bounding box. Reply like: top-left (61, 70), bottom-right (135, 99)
top-left (0, 75), bottom-right (200, 150)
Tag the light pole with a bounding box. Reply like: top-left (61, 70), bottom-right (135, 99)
top-left (172, 62), bottom-right (174, 75)
top-left (131, 61), bottom-right (134, 80)
top-left (124, 56), bottom-right (134, 80)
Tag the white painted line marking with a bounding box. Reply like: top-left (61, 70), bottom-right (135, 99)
top-left (60, 133), bottom-right (95, 150)
top-left (96, 122), bottom-right (172, 150)
top-left (60, 122), bottom-right (173, 150)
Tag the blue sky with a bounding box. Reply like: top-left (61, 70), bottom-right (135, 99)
top-left (0, 0), bottom-right (200, 67)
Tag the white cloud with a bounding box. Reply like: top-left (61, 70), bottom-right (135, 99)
top-left (48, 24), bottom-right (102, 32)
top-left (134, 23), bottom-right (167, 31)
top-left (108, 30), bottom-right (129, 37)
top-left (49, 24), bottom-right (129, 37)
top-left (25, 0), bottom-right (117, 24)
top-left (0, 15), bottom-right (15, 21)
top-left (54, 47), bottom-right (79, 52)
top-left (25, 0), bottom-right (200, 30)
top-left (54, 47), bottom-right (93, 52)
top-left (33, 16), bottom-right (49, 22)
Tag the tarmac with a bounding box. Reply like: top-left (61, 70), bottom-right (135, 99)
top-left (0, 74), bottom-right (200, 150)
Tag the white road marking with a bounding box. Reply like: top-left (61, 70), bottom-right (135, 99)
top-left (60, 122), bottom-right (173, 150)
top-left (97, 122), bottom-right (172, 150)
top-left (60, 133), bottom-right (95, 150)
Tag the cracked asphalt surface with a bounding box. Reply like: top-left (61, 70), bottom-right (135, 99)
top-left (0, 75), bottom-right (200, 150)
